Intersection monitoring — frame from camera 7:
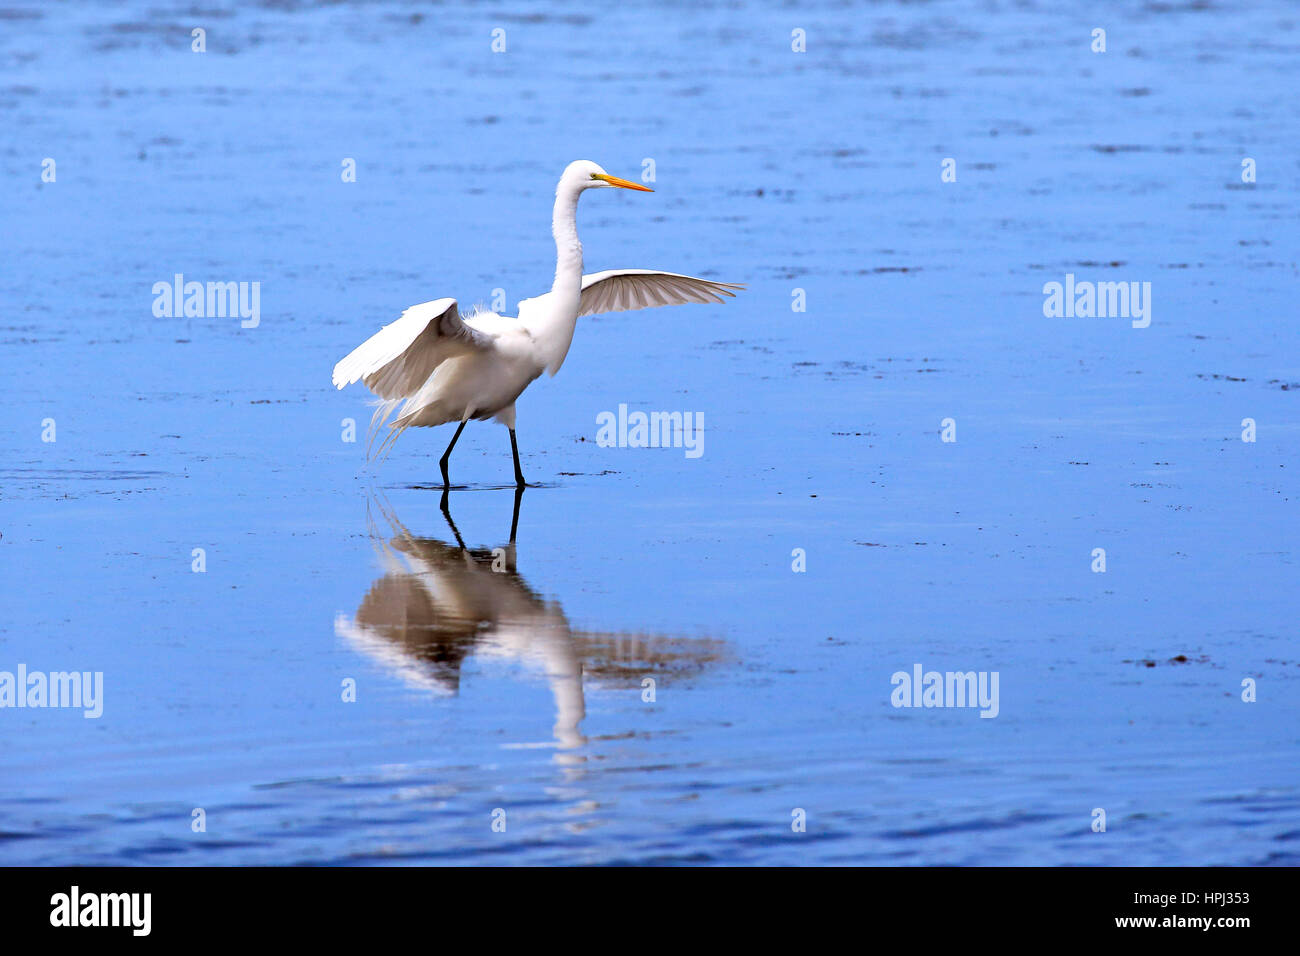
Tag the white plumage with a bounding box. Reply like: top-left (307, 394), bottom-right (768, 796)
top-left (332, 160), bottom-right (742, 486)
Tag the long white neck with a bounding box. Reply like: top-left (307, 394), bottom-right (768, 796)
top-left (551, 184), bottom-right (584, 297)
top-left (534, 181), bottom-right (585, 375)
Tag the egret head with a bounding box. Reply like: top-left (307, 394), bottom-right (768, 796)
top-left (561, 160), bottom-right (653, 194)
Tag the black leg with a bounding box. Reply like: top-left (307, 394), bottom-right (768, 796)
top-left (508, 483), bottom-right (524, 545)
top-left (509, 428), bottom-right (526, 489)
top-left (440, 420), bottom-right (468, 488)
top-left (440, 488), bottom-right (467, 550)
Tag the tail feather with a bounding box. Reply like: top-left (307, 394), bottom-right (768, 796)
top-left (365, 399), bottom-right (403, 460)
top-left (362, 376), bottom-right (457, 465)
top-left (371, 418), bottom-right (410, 465)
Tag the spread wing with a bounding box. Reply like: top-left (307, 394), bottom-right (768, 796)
top-left (578, 270), bottom-right (743, 318)
top-left (332, 298), bottom-right (496, 399)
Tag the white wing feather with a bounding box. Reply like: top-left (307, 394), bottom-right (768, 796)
top-left (332, 298), bottom-right (496, 399)
top-left (578, 270), bottom-right (743, 317)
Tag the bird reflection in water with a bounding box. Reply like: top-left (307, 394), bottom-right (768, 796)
top-left (336, 488), bottom-right (726, 752)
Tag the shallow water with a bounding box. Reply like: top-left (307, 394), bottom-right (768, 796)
top-left (1, 1), bottom-right (1297, 865)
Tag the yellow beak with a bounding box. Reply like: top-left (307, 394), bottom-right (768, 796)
top-left (593, 173), bottom-right (653, 192)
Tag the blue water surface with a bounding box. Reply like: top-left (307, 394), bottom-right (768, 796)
top-left (0, 0), bottom-right (1297, 864)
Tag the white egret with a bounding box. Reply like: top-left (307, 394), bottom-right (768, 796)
top-left (331, 160), bottom-right (743, 487)
top-left (335, 492), bottom-right (727, 749)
